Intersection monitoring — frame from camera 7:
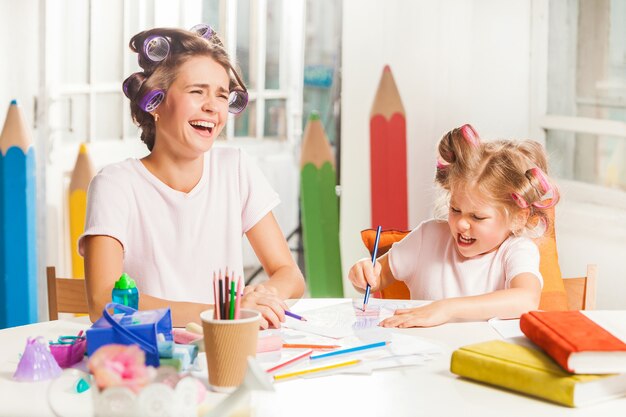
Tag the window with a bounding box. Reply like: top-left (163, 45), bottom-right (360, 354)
top-left (541, 0), bottom-right (626, 192)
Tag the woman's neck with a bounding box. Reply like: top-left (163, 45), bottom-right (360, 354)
top-left (140, 150), bottom-right (204, 193)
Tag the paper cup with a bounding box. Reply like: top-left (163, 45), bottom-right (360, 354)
top-left (200, 309), bottom-right (260, 392)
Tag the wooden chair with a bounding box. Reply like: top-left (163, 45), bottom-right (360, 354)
top-left (563, 264), bottom-right (597, 310)
top-left (46, 266), bottom-right (89, 320)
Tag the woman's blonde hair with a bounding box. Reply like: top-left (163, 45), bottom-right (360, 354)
top-left (434, 124), bottom-right (559, 236)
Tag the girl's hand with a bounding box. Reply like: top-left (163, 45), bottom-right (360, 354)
top-left (379, 300), bottom-right (453, 328)
top-left (241, 283), bottom-right (289, 329)
top-left (348, 258), bottom-right (382, 292)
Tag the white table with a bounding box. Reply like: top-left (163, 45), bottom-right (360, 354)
top-left (0, 299), bottom-right (625, 417)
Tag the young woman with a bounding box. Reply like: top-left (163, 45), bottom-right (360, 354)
top-left (80, 26), bottom-right (305, 328)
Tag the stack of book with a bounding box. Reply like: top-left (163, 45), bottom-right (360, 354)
top-left (450, 310), bottom-right (626, 407)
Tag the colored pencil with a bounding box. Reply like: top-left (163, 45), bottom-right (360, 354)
top-left (310, 341), bottom-right (389, 360)
top-left (222, 268), bottom-right (230, 320)
top-left (218, 272), bottom-right (224, 320)
top-left (282, 343), bottom-right (341, 350)
top-left (363, 225), bottom-right (382, 311)
top-left (229, 280), bottom-right (235, 320)
top-left (265, 349), bottom-right (313, 374)
top-left (273, 359), bottom-right (361, 381)
top-left (285, 310), bottom-right (307, 321)
top-left (213, 272), bottom-right (219, 320)
top-left (234, 276), bottom-right (243, 319)
top-left (300, 112), bottom-right (343, 297)
top-left (68, 143), bottom-right (95, 278)
top-left (0, 100), bottom-right (38, 327)
top-left (370, 65), bottom-right (408, 230)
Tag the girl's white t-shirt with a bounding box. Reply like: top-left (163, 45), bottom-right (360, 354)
top-left (78, 147), bottom-right (279, 304)
top-left (388, 219), bottom-right (543, 300)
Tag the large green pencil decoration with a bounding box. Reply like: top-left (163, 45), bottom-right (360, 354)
top-left (0, 100), bottom-right (38, 328)
top-left (300, 112), bottom-right (343, 297)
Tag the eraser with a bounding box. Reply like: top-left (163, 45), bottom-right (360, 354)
top-left (256, 334), bottom-right (282, 353)
top-left (172, 328), bottom-right (203, 344)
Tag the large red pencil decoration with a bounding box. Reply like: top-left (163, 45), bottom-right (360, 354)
top-left (369, 65), bottom-right (408, 230)
top-left (0, 100), bottom-right (38, 328)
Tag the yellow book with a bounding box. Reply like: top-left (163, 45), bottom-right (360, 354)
top-left (450, 340), bottom-right (626, 407)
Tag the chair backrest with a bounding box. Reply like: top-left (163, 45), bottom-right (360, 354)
top-left (46, 266), bottom-right (89, 320)
top-left (563, 264), bottom-right (597, 311)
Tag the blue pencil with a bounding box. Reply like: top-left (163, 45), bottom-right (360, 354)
top-left (362, 225), bottom-right (382, 311)
top-left (0, 100), bottom-right (38, 328)
top-left (310, 341), bottom-right (389, 360)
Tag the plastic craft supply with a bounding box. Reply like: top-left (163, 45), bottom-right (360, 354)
top-left (185, 322), bottom-right (204, 335)
top-left (256, 334), bottom-right (282, 353)
top-left (172, 328), bottom-right (203, 344)
top-left (111, 273), bottom-right (139, 313)
top-left (13, 337), bottom-right (62, 381)
top-left (49, 332), bottom-right (87, 368)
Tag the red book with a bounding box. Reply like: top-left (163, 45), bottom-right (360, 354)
top-left (520, 310), bottom-right (626, 374)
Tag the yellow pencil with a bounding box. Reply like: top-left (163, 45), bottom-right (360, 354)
top-left (69, 143), bottom-right (95, 278)
top-left (273, 359), bottom-right (361, 381)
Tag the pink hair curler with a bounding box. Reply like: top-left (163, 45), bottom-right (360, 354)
top-left (460, 124), bottom-right (479, 146)
top-left (13, 337), bottom-right (62, 382)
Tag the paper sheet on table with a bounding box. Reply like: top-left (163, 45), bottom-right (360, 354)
top-left (488, 318), bottom-right (523, 339)
top-left (284, 298), bottom-right (428, 339)
top-left (279, 331), bottom-right (442, 380)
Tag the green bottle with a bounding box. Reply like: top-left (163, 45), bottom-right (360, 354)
top-left (111, 273), bottom-right (139, 314)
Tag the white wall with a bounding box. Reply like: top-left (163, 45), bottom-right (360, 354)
top-left (341, 0), bottom-right (534, 297)
top-left (340, 0), bottom-right (626, 309)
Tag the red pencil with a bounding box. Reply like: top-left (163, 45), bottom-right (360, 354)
top-left (265, 349), bottom-right (313, 374)
top-left (370, 65), bottom-right (408, 230)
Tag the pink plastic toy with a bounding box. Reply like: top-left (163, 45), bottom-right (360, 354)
top-left (49, 332), bottom-right (87, 368)
top-left (13, 337), bottom-right (62, 381)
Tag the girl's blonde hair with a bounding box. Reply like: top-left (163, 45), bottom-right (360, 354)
top-left (434, 124), bottom-right (559, 236)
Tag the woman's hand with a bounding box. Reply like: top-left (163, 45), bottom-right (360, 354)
top-left (379, 300), bottom-right (454, 328)
top-left (241, 283), bottom-right (289, 329)
top-left (348, 258), bottom-right (382, 292)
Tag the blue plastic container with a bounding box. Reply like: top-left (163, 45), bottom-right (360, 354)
top-left (112, 273), bottom-right (139, 313)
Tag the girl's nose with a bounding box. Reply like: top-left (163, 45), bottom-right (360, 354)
top-left (457, 218), bottom-right (470, 231)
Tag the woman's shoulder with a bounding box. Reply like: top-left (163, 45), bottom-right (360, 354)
top-left (90, 158), bottom-right (142, 191)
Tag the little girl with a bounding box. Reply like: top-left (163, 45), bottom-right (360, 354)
top-left (80, 25), bottom-right (305, 328)
top-left (348, 124), bottom-right (559, 327)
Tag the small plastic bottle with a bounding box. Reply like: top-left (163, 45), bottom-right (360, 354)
top-left (111, 273), bottom-right (139, 313)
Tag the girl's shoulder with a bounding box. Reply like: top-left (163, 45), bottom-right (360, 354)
top-left (499, 235), bottom-right (540, 257)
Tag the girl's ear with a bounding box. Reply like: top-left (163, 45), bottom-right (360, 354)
top-left (510, 209), bottom-right (530, 235)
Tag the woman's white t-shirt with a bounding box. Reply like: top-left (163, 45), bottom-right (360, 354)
top-left (78, 147), bottom-right (279, 304)
top-left (388, 219), bottom-right (543, 300)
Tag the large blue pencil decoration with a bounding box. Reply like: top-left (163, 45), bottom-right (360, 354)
top-left (0, 100), bottom-right (38, 328)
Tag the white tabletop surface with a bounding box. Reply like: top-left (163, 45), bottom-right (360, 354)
top-left (1, 299), bottom-right (625, 417)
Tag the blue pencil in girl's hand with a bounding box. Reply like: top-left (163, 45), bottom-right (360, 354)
top-left (362, 225), bottom-right (382, 311)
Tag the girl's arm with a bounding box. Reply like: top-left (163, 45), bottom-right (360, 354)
top-left (83, 235), bottom-right (210, 327)
top-left (348, 252), bottom-right (399, 293)
top-left (380, 273), bottom-right (541, 328)
top-left (243, 212), bottom-right (306, 328)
